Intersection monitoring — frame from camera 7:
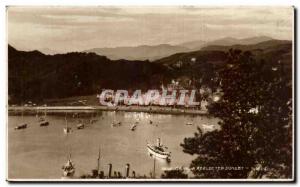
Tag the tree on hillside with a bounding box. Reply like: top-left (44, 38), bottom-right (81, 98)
top-left (181, 49), bottom-right (293, 178)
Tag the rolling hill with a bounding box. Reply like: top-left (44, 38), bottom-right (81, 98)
top-left (8, 39), bottom-right (292, 104)
top-left (8, 45), bottom-right (167, 104)
top-left (156, 40), bottom-right (291, 67)
top-left (152, 39), bottom-right (292, 89)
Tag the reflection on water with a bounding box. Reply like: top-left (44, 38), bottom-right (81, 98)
top-left (8, 111), bottom-right (219, 179)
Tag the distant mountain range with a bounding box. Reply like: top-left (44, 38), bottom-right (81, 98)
top-left (155, 40), bottom-right (292, 68)
top-left (33, 36), bottom-right (274, 59)
top-left (178, 36), bottom-right (273, 50)
top-left (83, 44), bottom-right (190, 61)
top-left (8, 38), bottom-right (292, 104)
top-left (84, 36), bottom-right (274, 61)
top-left (39, 48), bottom-right (60, 55)
top-left (178, 40), bottom-right (207, 50)
top-left (201, 39), bottom-right (290, 52)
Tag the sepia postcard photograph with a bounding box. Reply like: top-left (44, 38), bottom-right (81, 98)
top-left (6, 6), bottom-right (294, 182)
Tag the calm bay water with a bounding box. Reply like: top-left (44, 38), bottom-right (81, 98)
top-left (8, 111), bottom-right (219, 179)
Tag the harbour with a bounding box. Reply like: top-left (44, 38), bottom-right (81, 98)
top-left (8, 110), bottom-right (219, 179)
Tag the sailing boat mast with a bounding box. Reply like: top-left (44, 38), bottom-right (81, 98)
top-left (36, 107), bottom-right (39, 119)
top-left (97, 147), bottom-right (101, 174)
top-left (65, 114), bottom-right (68, 129)
top-left (64, 112), bottom-right (74, 134)
top-left (21, 106), bottom-right (24, 120)
top-left (44, 108), bottom-right (47, 119)
top-left (153, 154), bottom-right (156, 178)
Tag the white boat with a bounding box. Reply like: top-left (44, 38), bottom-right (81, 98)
top-left (62, 154), bottom-right (75, 178)
top-left (147, 138), bottom-right (171, 159)
top-left (64, 127), bottom-right (72, 134)
top-left (77, 123), bottom-right (84, 129)
top-left (186, 122), bottom-right (193, 126)
top-left (202, 124), bottom-right (215, 130)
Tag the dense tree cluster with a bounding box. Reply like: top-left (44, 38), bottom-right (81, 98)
top-left (181, 49), bottom-right (293, 179)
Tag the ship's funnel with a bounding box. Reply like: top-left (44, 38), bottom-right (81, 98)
top-left (157, 138), bottom-right (161, 147)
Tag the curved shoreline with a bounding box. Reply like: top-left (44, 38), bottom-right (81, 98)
top-left (8, 106), bottom-right (209, 116)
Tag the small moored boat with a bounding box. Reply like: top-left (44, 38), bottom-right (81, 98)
top-left (62, 154), bottom-right (75, 178)
top-left (39, 121), bottom-right (49, 127)
top-left (64, 127), bottom-right (72, 134)
top-left (16, 108), bottom-right (27, 130)
top-left (77, 123), bottom-right (84, 130)
top-left (130, 124), bottom-right (137, 131)
top-left (38, 117), bottom-right (45, 122)
top-left (14, 123), bottom-right (27, 130)
top-left (39, 108), bottom-right (49, 126)
top-left (89, 119), bottom-right (98, 124)
top-left (111, 120), bottom-right (121, 128)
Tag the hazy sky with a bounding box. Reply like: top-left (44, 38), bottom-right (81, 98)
top-left (7, 6), bottom-right (293, 53)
